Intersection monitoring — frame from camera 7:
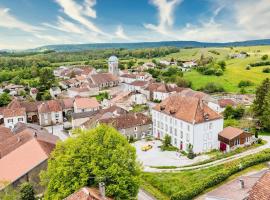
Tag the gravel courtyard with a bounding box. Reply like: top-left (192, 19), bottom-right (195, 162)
top-left (133, 139), bottom-right (210, 167)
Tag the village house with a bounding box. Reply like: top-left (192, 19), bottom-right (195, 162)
top-left (72, 106), bottom-right (126, 129)
top-left (181, 61), bottom-right (198, 71)
top-left (120, 73), bottom-right (137, 83)
top-left (67, 85), bottom-right (99, 98)
top-left (217, 98), bottom-right (237, 113)
top-left (74, 97), bottom-right (100, 113)
top-left (3, 108), bottom-right (27, 129)
top-left (37, 100), bottom-right (63, 126)
top-left (0, 124), bottom-right (59, 191)
top-left (152, 94), bottom-right (223, 153)
top-left (89, 73), bottom-right (119, 89)
top-left (98, 112), bottom-right (152, 139)
top-left (218, 126), bottom-right (253, 152)
top-left (124, 80), bottom-right (149, 92)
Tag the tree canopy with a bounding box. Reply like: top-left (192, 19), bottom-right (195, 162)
top-left (40, 125), bottom-right (141, 200)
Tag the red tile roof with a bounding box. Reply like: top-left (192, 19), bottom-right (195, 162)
top-left (0, 126), bottom-right (13, 142)
top-left (99, 113), bottom-right (151, 129)
top-left (0, 127), bottom-right (58, 158)
top-left (248, 171), bottom-right (270, 200)
top-left (153, 95), bottom-right (222, 124)
top-left (3, 108), bottom-right (26, 118)
top-left (218, 99), bottom-right (236, 108)
top-left (130, 80), bottom-right (148, 87)
top-left (74, 97), bottom-right (100, 109)
top-left (91, 73), bottom-right (118, 85)
top-left (64, 187), bottom-right (113, 200)
top-left (218, 126), bottom-right (246, 140)
top-left (38, 100), bottom-right (62, 113)
top-left (0, 138), bottom-right (55, 189)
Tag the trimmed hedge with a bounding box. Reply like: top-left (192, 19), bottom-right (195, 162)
top-left (171, 149), bottom-right (270, 200)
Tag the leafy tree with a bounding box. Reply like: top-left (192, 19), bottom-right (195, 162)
top-left (253, 78), bottom-right (270, 117)
top-left (261, 54), bottom-right (268, 61)
top-left (218, 60), bottom-right (226, 71)
top-left (163, 134), bottom-right (171, 147)
top-left (42, 91), bottom-right (52, 101)
top-left (175, 77), bottom-right (192, 88)
top-left (19, 182), bottom-right (35, 200)
top-left (261, 91), bottom-right (270, 129)
top-left (201, 82), bottom-right (225, 93)
top-left (187, 144), bottom-right (195, 159)
top-left (0, 93), bottom-right (11, 106)
top-left (39, 68), bottom-right (55, 90)
top-left (40, 125), bottom-right (141, 200)
top-left (223, 105), bottom-right (245, 119)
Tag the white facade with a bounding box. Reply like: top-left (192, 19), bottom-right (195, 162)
top-left (74, 105), bottom-right (99, 113)
top-left (152, 110), bottom-right (224, 153)
top-left (39, 111), bottom-right (63, 126)
top-left (4, 115), bottom-right (27, 129)
top-left (131, 93), bottom-right (147, 105)
top-left (153, 91), bottom-right (170, 101)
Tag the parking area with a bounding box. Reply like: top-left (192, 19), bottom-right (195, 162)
top-left (44, 124), bottom-right (70, 141)
top-left (133, 139), bottom-right (210, 167)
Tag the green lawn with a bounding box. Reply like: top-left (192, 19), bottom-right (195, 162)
top-left (131, 104), bottom-right (148, 113)
top-left (141, 149), bottom-right (270, 200)
top-left (184, 55), bottom-right (270, 93)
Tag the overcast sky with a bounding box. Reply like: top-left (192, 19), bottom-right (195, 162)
top-left (0, 0), bottom-right (270, 49)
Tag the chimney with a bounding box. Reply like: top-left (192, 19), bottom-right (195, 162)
top-left (239, 179), bottom-right (244, 189)
top-left (99, 182), bottom-right (106, 199)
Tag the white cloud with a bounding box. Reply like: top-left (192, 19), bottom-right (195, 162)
top-left (115, 25), bottom-right (130, 40)
top-left (55, 0), bottom-right (105, 35)
top-left (0, 7), bottom-right (42, 33)
top-left (43, 16), bottom-right (86, 34)
top-left (144, 0), bottom-right (182, 34)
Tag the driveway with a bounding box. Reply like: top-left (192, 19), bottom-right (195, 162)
top-left (133, 140), bottom-right (210, 167)
top-left (138, 189), bottom-right (156, 200)
top-left (44, 124), bottom-right (70, 141)
top-left (144, 136), bottom-right (270, 172)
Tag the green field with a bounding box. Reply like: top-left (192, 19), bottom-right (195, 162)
top-left (160, 46), bottom-right (270, 93)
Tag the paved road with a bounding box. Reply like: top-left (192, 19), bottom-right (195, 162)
top-left (144, 136), bottom-right (270, 172)
top-left (138, 189), bottom-right (156, 200)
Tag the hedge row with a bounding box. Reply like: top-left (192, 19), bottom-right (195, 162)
top-left (250, 61), bottom-right (270, 67)
top-left (171, 149), bottom-right (270, 200)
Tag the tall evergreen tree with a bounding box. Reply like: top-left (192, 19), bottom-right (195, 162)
top-left (261, 90), bottom-right (270, 130)
top-left (253, 78), bottom-right (270, 117)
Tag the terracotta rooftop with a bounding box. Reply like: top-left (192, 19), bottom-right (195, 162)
top-left (91, 73), bottom-right (118, 85)
top-left (60, 98), bottom-right (74, 109)
top-left (248, 171), bottom-right (270, 200)
top-left (74, 97), bottom-right (100, 109)
top-left (120, 73), bottom-right (137, 79)
top-left (69, 87), bottom-right (90, 93)
top-left (0, 138), bottom-right (55, 189)
top-left (3, 107), bottom-right (26, 118)
top-left (0, 126), bottom-right (13, 142)
top-left (219, 126), bottom-right (246, 140)
top-left (0, 125), bottom-right (58, 158)
top-left (130, 80), bottom-right (148, 87)
top-left (99, 113), bottom-right (151, 130)
top-left (38, 100), bottom-right (62, 113)
top-left (153, 95), bottom-right (222, 124)
top-left (64, 187), bottom-right (113, 200)
top-left (218, 99), bottom-right (236, 108)
top-left (7, 98), bottom-right (22, 109)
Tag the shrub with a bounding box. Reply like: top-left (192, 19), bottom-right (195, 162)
top-left (187, 144), bottom-right (195, 159)
top-left (246, 65), bottom-right (251, 70)
top-left (262, 67), bottom-right (270, 73)
top-left (171, 149), bottom-right (270, 200)
top-left (201, 82), bottom-right (225, 94)
top-left (250, 61), bottom-right (270, 67)
top-left (261, 54), bottom-right (268, 61)
top-left (238, 80), bottom-right (254, 88)
top-left (223, 105), bottom-right (245, 119)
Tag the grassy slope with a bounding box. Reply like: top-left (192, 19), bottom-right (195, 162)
top-left (162, 46), bottom-right (270, 93)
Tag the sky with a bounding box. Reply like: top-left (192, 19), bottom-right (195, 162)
top-left (0, 0), bottom-right (270, 49)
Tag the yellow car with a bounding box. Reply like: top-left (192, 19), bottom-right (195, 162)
top-left (141, 144), bottom-right (152, 151)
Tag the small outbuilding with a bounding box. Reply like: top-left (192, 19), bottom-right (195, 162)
top-left (218, 126), bottom-right (252, 152)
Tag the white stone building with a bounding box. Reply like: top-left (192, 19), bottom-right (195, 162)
top-left (74, 97), bottom-right (100, 113)
top-left (3, 108), bottom-right (27, 129)
top-left (152, 95), bottom-right (223, 153)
